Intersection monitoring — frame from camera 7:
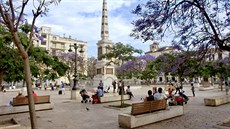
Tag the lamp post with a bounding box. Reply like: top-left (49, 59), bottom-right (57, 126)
top-left (68, 43), bottom-right (84, 90)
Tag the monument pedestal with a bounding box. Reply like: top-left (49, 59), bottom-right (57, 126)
top-left (71, 90), bottom-right (81, 100)
top-left (93, 74), bottom-right (117, 87)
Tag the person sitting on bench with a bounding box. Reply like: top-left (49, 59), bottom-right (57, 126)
top-left (33, 90), bottom-right (37, 97)
top-left (146, 90), bottom-right (154, 101)
top-left (154, 87), bottom-right (167, 100)
top-left (92, 86), bottom-right (103, 104)
top-left (126, 86), bottom-right (134, 98)
top-left (16, 91), bottom-right (25, 98)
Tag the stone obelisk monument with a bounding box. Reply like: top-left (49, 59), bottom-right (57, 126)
top-left (93, 0), bottom-right (117, 87)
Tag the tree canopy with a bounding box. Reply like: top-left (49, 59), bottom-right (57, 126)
top-left (101, 42), bottom-right (143, 66)
top-left (131, 0), bottom-right (230, 52)
top-left (0, 1), bottom-right (61, 127)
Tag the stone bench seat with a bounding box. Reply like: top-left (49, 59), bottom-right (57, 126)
top-left (100, 95), bottom-right (130, 103)
top-left (118, 106), bottom-right (184, 128)
top-left (204, 95), bottom-right (230, 106)
top-left (5, 89), bottom-right (21, 92)
top-left (0, 103), bottom-right (54, 116)
top-left (0, 95), bottom-right (53, 115)
top-left (12, 95), bottom-right (51, 106)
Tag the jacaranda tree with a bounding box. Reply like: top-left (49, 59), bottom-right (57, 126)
top-left (131, 0), bottom-right (230, 52)
top-left (101, 42), bottom-right (143, 106)
top-left (116, 55), bottom-right (156, 83)
top-left (59, 52), bottom-right (84, 86)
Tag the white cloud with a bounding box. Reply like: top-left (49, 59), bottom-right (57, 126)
top-left (24, 0), bottom-right (167, 57)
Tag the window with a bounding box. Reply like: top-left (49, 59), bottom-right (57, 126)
top-left (97, 69), bottom-right (101, 74)
top-left (98, 47), bottom-right (102, 60)
top-left (218, 53), bottom-right (222, 60)
top-left (52, 49), bottom-right (56, 56)
top-left (106, 68), bottom-right (113, 74)
top-left (61, 44), bottom-right (64, 49)
top-left (41, 41), bottom-right (46, 45)
top-left (41, 34), bottom-right (47, 39)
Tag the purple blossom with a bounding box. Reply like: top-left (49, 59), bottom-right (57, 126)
top-left (35, 34), bottom-right (44, 42)
top-left (137, 55), bottom-right (155, 62)
top-left (34, 26), bottom-right (39, 33)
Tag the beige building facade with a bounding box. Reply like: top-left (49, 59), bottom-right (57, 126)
top-left (33, 26), bottom-right (88, 84)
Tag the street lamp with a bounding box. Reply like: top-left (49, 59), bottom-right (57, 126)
top-left (68, 43), bottom-right (84, 90)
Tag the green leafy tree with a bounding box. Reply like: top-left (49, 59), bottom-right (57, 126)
top-left (0, 24), bottom-right (68, 89)
top-left (59, 52), bottom-right (86, 86)
top-left (198, 59), bottom-right (230, 91)
top-left (86, 57), bottom-right (97, 79)
top-left (31, 48), bottom-right (69, 88)
top-left (101, 42), bottom-right (143, 66)
top-left (138, 63), bottom-right (157, 85)
top-left (152, 52), bottom-right (199, 86)
top-left (101, 42), bottom-right (143, 106)
top-left (0, 0), bottom-right (61, 128)
top-left (0, 26), bottom-right (14, 85)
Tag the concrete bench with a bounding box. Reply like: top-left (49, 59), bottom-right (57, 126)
top-left (132, 100), bottom-right (167, 115)
top-left (119, 106), bottom-right (184, 128)
top-left (198, 86), bottom-right (215, 91)
top-left (0, 103), bottom-right (54, 116)
top-left (5, 89), bottom-right (21, 92)
top-left (100, 95), bottom-right (130, 103)
top-left (204, 95), bottom-right (230, 106)
top-left (12, 95), bottom-right (50, 106)
top-left (0, 95), bottom-right (53, 115)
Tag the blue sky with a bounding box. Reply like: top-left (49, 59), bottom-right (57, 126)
top-left (29, 0), bottom-right (172, 57)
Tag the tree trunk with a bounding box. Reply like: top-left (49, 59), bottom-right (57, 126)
top-left (0, 70), bottom-right (3, 86)
top-left (23, 57), bottom-right (38, 129)
top-left (220, 77), bottom-right (223, 91)
top-left (40, 77), bottom-right (45, 90)
top-left (67, 76), bottom-right (72, 87)
top-left (120, 81), bottom-right (125, 106)
top-left (7, 15), bottom-right (38, 129)
top-left (121, 85), bottom-right (124, 106)
top-left (178, 75), bottom-right (183, 88)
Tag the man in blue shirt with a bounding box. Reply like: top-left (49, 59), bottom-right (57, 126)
top-left (61, 81), bottom-right (65, 94)
top-left (96, 86), bottom-right (103, 97)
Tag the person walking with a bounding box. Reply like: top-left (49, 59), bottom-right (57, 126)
top-left (112, 80), bottom-right (116, 93)
top-left (99, 80), bottom-right (104, 91)
top-left (59, 81), bottom-right (65, 95)
top-left (191, 83), bottom-right (195, 97)
top-left (225, 81), bottom-right (229, 95)
top-left (168, 83), bottom-right (174, 98)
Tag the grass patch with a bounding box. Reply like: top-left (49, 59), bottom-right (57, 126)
top-left (108, 103), bottom-right (131, 108)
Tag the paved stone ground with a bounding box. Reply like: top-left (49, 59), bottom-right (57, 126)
top-left (0, 85), bottom-right (229, 129)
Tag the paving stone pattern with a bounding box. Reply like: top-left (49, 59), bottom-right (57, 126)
top-left (0, 85), bottom-right (229, 129)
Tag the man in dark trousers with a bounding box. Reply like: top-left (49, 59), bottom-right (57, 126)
top-left (112, 80), bottom-right (116, 93)
top-left (191, 83), bottom-right (195, 97)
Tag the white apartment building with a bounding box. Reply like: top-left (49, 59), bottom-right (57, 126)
top-left (33, 26), bottom-right (88, 84)
top-left (34, 26), bottom-right (87, 60)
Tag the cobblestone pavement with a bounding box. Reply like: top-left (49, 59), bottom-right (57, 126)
top-left (0, 85), bottom-right (229, 129)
